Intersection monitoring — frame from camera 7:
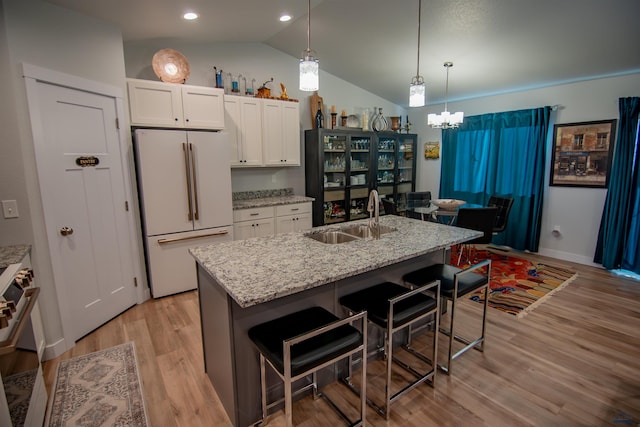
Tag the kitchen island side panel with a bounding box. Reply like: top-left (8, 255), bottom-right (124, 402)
top-left (197, 265), bottom-right (238, 426)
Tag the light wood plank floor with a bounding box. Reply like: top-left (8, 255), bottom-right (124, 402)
top-left (43, 252), bottom-right (640, 426)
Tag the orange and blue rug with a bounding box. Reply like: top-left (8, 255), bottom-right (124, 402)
top-left (453, 249), bottom-right (578, 318)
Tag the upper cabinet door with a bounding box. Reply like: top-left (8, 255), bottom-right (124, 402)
top-left (181, 86), bottom-right (225, 130)
top-left (262, 99), bottom-right (300, 166)
top-left (281, 102), bottom-right (300, 166)
top-left (225, 95), bottom-right (263, 167)
top-left (128, 79), bottom-right (183, 127)
top-left (127, 79), bottom-right (225, 130)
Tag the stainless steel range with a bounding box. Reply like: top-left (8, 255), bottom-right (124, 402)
top-left (0, 248), bottom-right (47, 426)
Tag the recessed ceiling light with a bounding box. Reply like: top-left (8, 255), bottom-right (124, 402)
top-left (183, 12), bottom-right (198, 20)
top-left (279, 14), bottom-right (292, 22)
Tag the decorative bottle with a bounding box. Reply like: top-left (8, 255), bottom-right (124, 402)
top-left (372, 107), bottom-right (389, 132)
top-left (315, 101), bottom-right (324, 128)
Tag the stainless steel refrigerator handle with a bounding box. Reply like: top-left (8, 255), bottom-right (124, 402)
top-left (190, 143), bottom-right (200, 221)
top-left (157, 230), bottom-right (229, 244)
top-left (182, 143), bottom-right (194, 221)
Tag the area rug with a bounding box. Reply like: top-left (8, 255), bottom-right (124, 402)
top-left (47, 342), bottom-right (148, 427)
top-left (452, 250), bottom-right (578, 318)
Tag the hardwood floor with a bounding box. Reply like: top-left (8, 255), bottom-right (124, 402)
top-left (43, 253), bottom-right (640, 426)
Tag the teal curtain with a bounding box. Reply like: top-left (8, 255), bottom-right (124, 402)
top-left (594, 97), bottom-right (640, 271)
top-left (440, 107), bottom-right (551, 251)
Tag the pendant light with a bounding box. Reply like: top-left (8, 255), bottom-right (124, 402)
top-left (409, 0), bottom-right (425, 107)
top-left (428, 62), bottom-right (464, 128)
top-left (299, 0), bottom-right (319, 91)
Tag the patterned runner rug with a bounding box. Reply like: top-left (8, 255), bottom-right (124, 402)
top-left (46, 342), bottom-right (148, 427)
top-left (453, 249), bottom-right (578, 318)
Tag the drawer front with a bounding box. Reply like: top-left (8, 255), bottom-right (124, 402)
top-left (233, 206), bottom-right (274, 222)
top-left (275, 202), bottom-right (312, 217)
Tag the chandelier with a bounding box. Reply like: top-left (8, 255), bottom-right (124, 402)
top-left (428, 62), bottom-right (464, 128)
top-left (409, 0), bottom-right (425, 107)
top-left (299, 0), bottom-right (319, 91)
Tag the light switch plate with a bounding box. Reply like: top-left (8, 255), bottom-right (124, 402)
top-left (2, 200), bottom-right (19, 218)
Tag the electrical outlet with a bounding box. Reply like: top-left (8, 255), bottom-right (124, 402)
top-left (2, 200), bottom-right (19, 218)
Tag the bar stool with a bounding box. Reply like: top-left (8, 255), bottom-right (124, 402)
top-left (403, 260), bottom-right (490, 375)
top-left (248, 307), bottom-right (367, 427)
top-left (339, 281), bottom-right (439, 419)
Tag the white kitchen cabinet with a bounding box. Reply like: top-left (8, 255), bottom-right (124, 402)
top-left (225, 95), bottom-right (263, 166)
top-left (262, 99), bottom-right (300, 166)
top-left (275, 202), bottom-right (312, 233)
top-left (127, 78), bottom-right (224, 129)
top-left (233, 206), bottom-right (275, 240)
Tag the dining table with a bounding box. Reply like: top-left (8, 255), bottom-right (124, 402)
top-left (408, 202), bottom-right (483, 224)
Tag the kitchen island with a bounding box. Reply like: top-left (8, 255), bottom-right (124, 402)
top-left (190, 215), bottom-right (481, 426)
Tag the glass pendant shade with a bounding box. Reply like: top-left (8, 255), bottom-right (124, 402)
top-left (299, 51), bottom-right (319, 91)
top-left (409, 76), bottom-right (425, 107)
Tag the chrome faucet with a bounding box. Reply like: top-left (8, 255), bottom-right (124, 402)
top-left (367, 189), bottom-right (380, 239)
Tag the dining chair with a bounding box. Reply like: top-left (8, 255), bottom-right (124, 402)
top-left (406, 191), bottom-right (432, 220)
top-left (407, 191), bottom-right (432, 209)
top-left (454, 207), bottom-right (498, 264)
top-left (487, 196), bottom-right (514, 235)
top-left (381, 199), bottom-right (398, 215)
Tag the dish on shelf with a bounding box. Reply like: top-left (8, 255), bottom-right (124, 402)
top-left (325, 182), bottom-right (341, 188)
top-left (346, 115), bottom-right (360, 128)
top-left (152, 48), bottom-right (190, 83)
top-left (430, 199), bottom-right (466, 210)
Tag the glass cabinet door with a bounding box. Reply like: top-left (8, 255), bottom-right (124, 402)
top-left (322, 134), bottom-right (347, 223)
top-left (347, 136), bottom-right (372, 221)
top-left (396, 136), bottom-right (416, 211)
top-left (376, 136), bottom-right (397, 201)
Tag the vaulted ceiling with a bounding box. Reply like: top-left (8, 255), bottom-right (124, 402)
top-left (45, 0), bottom-right (640, 107)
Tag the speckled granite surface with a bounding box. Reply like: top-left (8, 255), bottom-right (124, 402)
top-left (232, 188), bottom-right (314, 210)
top-left (190, 216), bottom-right (481, 308)
top-left (233, 195), bottom-right (314, 210)
top-left (0, 245), bottom-right (31, 268)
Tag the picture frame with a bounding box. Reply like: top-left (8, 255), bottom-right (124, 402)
top-left (424, 141), bottom-right (440, 159)
top-left (550, 119), bottom-right (617, 188)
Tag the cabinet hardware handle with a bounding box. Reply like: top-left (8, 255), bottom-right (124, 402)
top-left (250, 212), bottom-right (259, 216)
top-left (183, 143), bottom-right (194, 221)
top-left (157, 230), bottom-right (229, 244)
top-left (290, 208), bottom-right (299, 211)
top-left (190, 143), bottom-right (199, 220)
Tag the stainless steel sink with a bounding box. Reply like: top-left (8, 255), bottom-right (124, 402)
top-left (306, 230), bottom-right (361, 244)
top-left (340, 224), bottom-right (396, 239)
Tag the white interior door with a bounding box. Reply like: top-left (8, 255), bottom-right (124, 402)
top-left (26, 75), bottom-right (138, 342)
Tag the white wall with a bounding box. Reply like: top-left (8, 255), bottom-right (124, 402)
top-left (1, 0), bottom-right (140, 357)
top-left (409, 72), bottom-right (640, 265)
top-left (123, 40), bottom-right (407, 194)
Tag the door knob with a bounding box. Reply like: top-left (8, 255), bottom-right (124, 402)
top-left (60, 226), bottom-right (74, 236)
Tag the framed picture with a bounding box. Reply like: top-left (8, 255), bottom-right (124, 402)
top-left (550, 119), bottom-right (617, 188)
top-left (424, 141), bottom-right (440, 159)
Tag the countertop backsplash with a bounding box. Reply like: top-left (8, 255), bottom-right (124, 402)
top-left (232, 188), bottom-right (294, 201)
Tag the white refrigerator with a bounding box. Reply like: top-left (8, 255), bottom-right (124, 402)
top-left (134, 128), bottom-right (234, 298)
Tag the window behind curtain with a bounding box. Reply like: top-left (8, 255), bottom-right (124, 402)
top-left (440, 107), bottom-right (551, 251)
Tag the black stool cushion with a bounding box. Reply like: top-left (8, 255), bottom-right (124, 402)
top-left (339, 282), bottom-right (437, 329)
top-left (403, 264), bottom-right (487, 299)
top-left (248, 307), bottom-right (362, 377)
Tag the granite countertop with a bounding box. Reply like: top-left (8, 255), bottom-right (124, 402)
top-left (233, 194), bottom-right (314, 210)
top-left (0, 245), bottom-right (31, 268)
top-left (190, 216), bottom-right (481, 308)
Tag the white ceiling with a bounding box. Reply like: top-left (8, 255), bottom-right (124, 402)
top-left (44, 0), bottom-right (640, 108)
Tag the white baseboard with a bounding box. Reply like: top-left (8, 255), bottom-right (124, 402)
top-left (536, 247), bottom-right (603, 268)
top-left (42, 338), bottom-right (72, 361)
